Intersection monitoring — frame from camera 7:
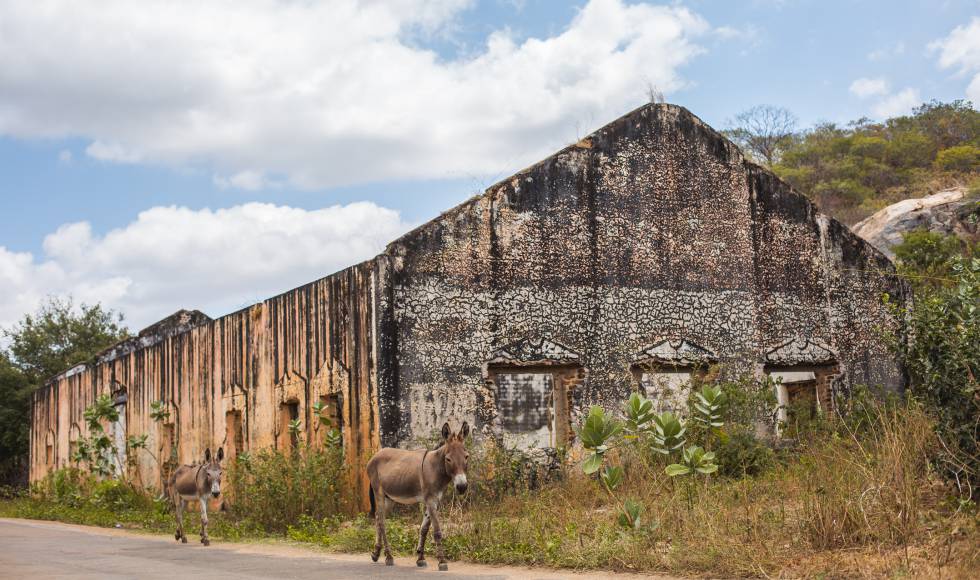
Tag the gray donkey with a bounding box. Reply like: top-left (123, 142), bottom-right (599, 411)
top-left (367, 421), bottom-right (470, 571)
top-left (169, 447), bottom-right (224, 546)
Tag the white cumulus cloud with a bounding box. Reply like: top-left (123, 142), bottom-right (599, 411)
top-left (870, 87), bottom-right (921, 118)
top-left (0, 0), bottom-right (710, 189)
top-left (848, 76), bottom-right (919, 119)
top-left (0, 202), bottom-right (412, 330)
top-left (849, 77), bottom-right (889, 99)
top-left (931, 17), bottom-right (980, 103)
top-left (867, 42), bottom-right (904, 62)
top-left (213, 170), bottom-right (277, 192)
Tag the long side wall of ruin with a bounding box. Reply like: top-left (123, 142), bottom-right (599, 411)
top-left (30, 262), bottom-right (381, 508)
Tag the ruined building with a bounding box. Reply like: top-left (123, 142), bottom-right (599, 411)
top-left (30, 104), bottom-right (907, 505)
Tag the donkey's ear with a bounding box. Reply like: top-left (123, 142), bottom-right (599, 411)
top-left (204, 448), bottom-right (212, 462)
top-left (441, 422), bottom-right (451, 440)
top-left (459, 421), bottom-right (470, 439)
top-left (216, 447), bottom-right (224, 462)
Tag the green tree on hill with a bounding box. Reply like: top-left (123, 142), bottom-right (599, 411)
top-left (728, 100), bottom-right (979, 225)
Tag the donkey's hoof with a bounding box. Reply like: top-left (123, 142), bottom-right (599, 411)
top-left (385, 557), bottom-right (395, 566)
top-left (181, 536), bottom-right (187, 544)
top-left (439, 562), bottom-right (449, 571)
top-left (174, 531), bottom-right (181, 541)
top-left (416, 559), bottom-right (427, 568)
top-left (370, 552), bottom-right (380, 562)
top-left (201, 538), bottom-right (210, 546)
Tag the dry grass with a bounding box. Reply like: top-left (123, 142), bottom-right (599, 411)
top-left (411, 401), bottom-right (979, 578)
top-left (6, 400), bottom-right (977, 578)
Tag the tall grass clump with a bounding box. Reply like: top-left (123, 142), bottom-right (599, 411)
top-left (800, 398), bottom-right (939, 550)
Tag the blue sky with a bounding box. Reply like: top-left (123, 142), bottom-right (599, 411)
top-left (1, 0), bottom-right (978, 329)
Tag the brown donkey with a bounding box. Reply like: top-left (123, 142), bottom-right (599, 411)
top-left (366, 421), bottom-right (470, 571)
top-left (169, 447), bottom-right (224, 546)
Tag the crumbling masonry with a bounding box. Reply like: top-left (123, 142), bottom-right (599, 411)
top-left (30, 104), bottom-right (907, 507)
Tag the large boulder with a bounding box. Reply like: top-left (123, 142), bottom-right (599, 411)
top-left (852, 188), bottom-right (979, 258)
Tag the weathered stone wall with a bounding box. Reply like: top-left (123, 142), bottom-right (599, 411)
top-left (379, 104), bottom-right (906, 447)
top-left (31, 103), bottom-right (907, 501)
top-left (30, 263), bottom-right (381, 507)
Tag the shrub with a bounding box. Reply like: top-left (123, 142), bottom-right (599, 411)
top-left (226, 445), bottom-right (345, 532)
top-left (467, 442), bottom-right (557, 504)
top-left (716, 431), bottom-right (774, 478)
top-left (934, 144), bottom-right (980, 172)
top-left (90, 479), bottom-right (152, 512)
top-left (894, 229), bottom-right (972, 292)
top-left (888, 256), bottom-right (980, 494)
top-left (716, 375), bottom-right (778, 431)
top-left (47, 467), bottom-right (89, 507)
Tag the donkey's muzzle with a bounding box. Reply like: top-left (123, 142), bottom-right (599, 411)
top-left (453, 474), bottom-right (468, 495)
top-left (212, 492), bottom-right (221, 498)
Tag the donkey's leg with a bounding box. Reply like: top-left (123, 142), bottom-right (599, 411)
top-left (372, 488), bottom-right (394, 565)
top-left (425, 498), bottom-right (448, 571)
top-left (371, 486), bottom-right (382, 562)
top-left (416, 510), bottom-right (431, 567)
top-left (378, 495), bottom-right (394, 566)
top-left (174, 496), bottom-right (185, 543)
top-left (199, 497), bottom-right (210, 546)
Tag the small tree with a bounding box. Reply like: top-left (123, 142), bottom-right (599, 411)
top-left (895, 230), bottom-right (977, 293)
top-left (0, 354), bottom-right (30, 485)
top-left (72, 395), bottom-right (121, 478)
top-left (725, 105), bottom-right (798, 167)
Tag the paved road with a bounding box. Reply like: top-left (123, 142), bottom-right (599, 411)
top-left (0, 518), bottom-right (669, 580)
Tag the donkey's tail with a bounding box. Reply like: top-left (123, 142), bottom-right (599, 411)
top-left (368, 486), bottom-right (376, 518)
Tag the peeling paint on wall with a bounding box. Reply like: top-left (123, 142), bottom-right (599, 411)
top-left (32, 264), bottom-right (381, 509)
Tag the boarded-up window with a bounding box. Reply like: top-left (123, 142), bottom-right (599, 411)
top-left (112, 394), bottom-right (127, 476)
top-left (225, 411), bottom-right (244, 459)
top-left (496, 373), bottom-right (553, 449)
top-left (45, 431), bottom-right (55, 466)
top-left (160, 423), bottom-right (176, 463)
top-left (160, 422), bottom-right (176, 487)
top-left (640, 370), bottom-right (691, 413)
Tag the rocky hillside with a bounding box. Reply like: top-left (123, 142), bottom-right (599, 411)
top-left (852, 188), bottom-right (980, 258)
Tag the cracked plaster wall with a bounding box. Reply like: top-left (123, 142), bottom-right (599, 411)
top-left (380, 104), bottom-right (907, 447)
